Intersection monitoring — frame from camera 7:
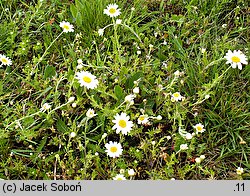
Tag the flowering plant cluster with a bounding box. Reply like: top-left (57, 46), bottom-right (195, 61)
top-left (1, 1), bottom-right (248, 180)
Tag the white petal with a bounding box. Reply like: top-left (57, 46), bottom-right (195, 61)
top-left (231, 63), bottom-right (237, 68)
top-left (237, 63), bottom-right (242, 70)
top-left (241, 59), bottom-right (248, 65)
top-left (116, 129), bottom-right (120, 134)
top-left (112, 125), bottom-right (117, 130)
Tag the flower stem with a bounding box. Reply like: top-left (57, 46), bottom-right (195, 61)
top-left (202, 58), bottom-right (224, 71)
top-left (192, 66), bottom-right (231, 106)
top-left (5, 111), bottom-right (41, 130)
top-left (83, 118), bottom-right (88, 179)
top-left (112, 18), bottom-right (122, 66)
top-left (33, 31), bottom-right (64, 70)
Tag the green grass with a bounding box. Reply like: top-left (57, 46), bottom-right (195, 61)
top-left (0, 0), bottom-right (249, 180)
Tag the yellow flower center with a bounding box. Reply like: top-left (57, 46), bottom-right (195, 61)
top-left (109, 8), bottom-right (116, 14)
top-left (83, 76), bottom-right (92, 83)
top-left (63, 25), bottom-right (70, 30)
top-left (173, 93), bottom-right (180, 98)
top-left (197, 126), bottom-right (203, 131)
top-left (139, 116), bottom-right (145, 121)
top-left (118, 120), bottom-right (127, 128)
top-left (116, 178), bottom-right (123, 180)
top-left (1, 58), bottom-right (8, 64)
top-left (231, 56), bottom-right (240, 63)
top-left (110, 146), bottom-right (118, 153)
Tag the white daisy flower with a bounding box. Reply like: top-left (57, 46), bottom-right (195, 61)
top-left (0, 54), bottom-right (12, 66)
top-left (104, 4), bottom-right (121, 18)
top-left (156, 115), bottom-right (162, 120)
top-left (105, 141), bottom-right (123, 158)
top-left (70, 132), bottom-right (77, 138)
top-left (112, 112), bottom-right (134, 135)
top-left (133, 87), bottom-right (140, 94)
top-left (125, 94), bottom-right (136, 102)
top-left (75, 71), bottom-right (99, 89)
top-left (193, 123), bottom-right (205, 134)
top-left (236, 167), bottom-right (244, 175)
top-left (171, 92), bottom-right (183, 102)
top-left (180, 144), bottom-right (188, 150)
top-left (77, 59), bottom-right (83, 69)
top-left (195, 157), bottom-right (201, 164)
top-left (116, 19), bottom-right (122, 24)
top-left (174, 70), bottom-right (184, 77)
top-left (205, 94), bottom-right (210, 99)
top-left (40, 103), bottom-right (51, 112)
top-left (222, 24), bottom-right (227, 28)
top-left (68, 96), bottom-right (75, 103)
top-left (224, 50), bottom-right (248, 70)
top-left (137, 115), bottom-right (149, 125)
top-left (101, 133), bottom-right (107, 139)
top-left (185, 133), bottom-right (193, 140)
top-left (76, 64), bottom-right (83, 69)
top-left (98, 28), bottom-right (104, 36)
top-left (119, 169), bottom-right (125, 174)
top-left (124, 94), bottom-right (136, 105)
top-left (113, 174), bottom-right (126, 180)
top-left (86, 108), bottom-right (97, 118)
top-left (200, 155), bottom-right (205, 160)
top-left (128, 169), bottom-right (135, 176)
top-left (174, 70), bottom-right (181, 77)
top-left (200, 48), bottom-right (206, 54)
top-left (77, 59), bottom-right (83, 64)
top-left (59, 21), bottom-right (74, 33)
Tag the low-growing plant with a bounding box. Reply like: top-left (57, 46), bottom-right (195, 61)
top-left (0, 0), bottom-right (249, 180)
